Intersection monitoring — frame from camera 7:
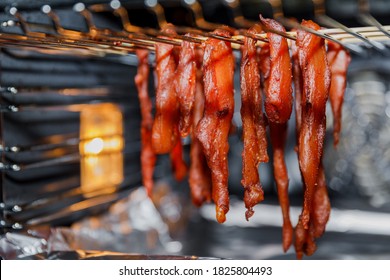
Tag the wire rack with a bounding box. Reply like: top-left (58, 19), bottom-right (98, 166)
top-left (0, 0), bottom-right (389, 57)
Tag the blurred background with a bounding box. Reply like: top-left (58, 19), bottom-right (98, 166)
top-left (0, 0), bottom-right (390, 259)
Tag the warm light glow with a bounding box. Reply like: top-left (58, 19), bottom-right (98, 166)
top-left (84, 137), bottom-right (104, 155)
top-left (79, 103), bottom-right (124, 197)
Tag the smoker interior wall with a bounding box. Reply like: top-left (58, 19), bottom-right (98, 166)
top-left (0, 45), bottom-right (147, 228)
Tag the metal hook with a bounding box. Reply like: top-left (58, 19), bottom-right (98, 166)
top-left (89, 0), bottom-right (200, 47)
top-left (268, 0), bottom-right (284, 19)
top-left (88, 0), bottom-right (257, 47)
top-left (181, 0), bottom-right (221, 31)
top-left (74, 3), bottom-right (95, 32)
top-left (3, 6), bottom-right (106, 55)
top-left (42, 4), bottom-right (88, 39)
top-left (144, 0), bottom-right (169, 29)
top-left (87, 1), bottom-right (200, 45)
top-left (221, 0), bottom-right (257, 29)
top-left (43, 4), bottom-right (151, 51)
top-left (9, 7), bottom-right (45, 38)
top-left (39, 5), bottom-right (149, 54)
top-left (142, 0), bottom-right (241, 45)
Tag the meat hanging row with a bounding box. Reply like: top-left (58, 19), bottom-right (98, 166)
top-left (134, 18), bottom-right (351, 258)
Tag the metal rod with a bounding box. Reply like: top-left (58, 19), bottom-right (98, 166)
top-left (359, 13), bottom-right (390, 39)
top-left (316, 14), bottom-right (387, 52)
top-left (1, 2), bottom-right (389, 56)
top-left (277, 17), bottom-right (366, 56)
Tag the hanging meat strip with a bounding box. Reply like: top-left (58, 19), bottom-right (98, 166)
top-left (269, 122), bottom-right (294, 252)
top-left (312, 164), bottom-right (331, 238)
top-left (296, 20), bottom-right (331, 230)
top-left (303, 224), bottom-right (317, 256)
top-left (240, 25), bottom-right (268, 221)
top-left (293, 32), bottom-right (331, 258)
top-left (258, 43), bottom-right (270, 88)
top-left (294, 218), bottom-right (307, 259)
top-left (295, 168), bottom-right (331, 258)
top-left (260, 16), bottom-right (293, 124)
top-left (135, 49), bottom-right (156, 197)
top-left (170, 138), bottom-right (188, 181)
top-left (152, 25), bottom-right (180, 154)
top-left (168, 35), bottom-right (203, 182)
top-left (291, 38), bottom-right (307, 259)
top-left (153, 25), bottom-right (187, 181)
top-left (175, 38), bottom-right (197, 137)
top-left (259, 16), bottom-right (294, 252)
top-left (299, 164), bottom-right (330, 257)
top-left (196, 29), bottom-right (235, 223)
top-left (189, 48), bottom-right (212, 207)
top-left (327, 41), bottom-right (351, 146)
top-left (291, 39), bottom-right (303, 147)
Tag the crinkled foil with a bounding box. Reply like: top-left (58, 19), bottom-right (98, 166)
top-left (1, 185), bottom-right (192, 260)
top-left (3, 184), bottom-right (389, 260)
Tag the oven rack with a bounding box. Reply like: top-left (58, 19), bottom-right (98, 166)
top-left (0, 0), bottom-right (389, 57)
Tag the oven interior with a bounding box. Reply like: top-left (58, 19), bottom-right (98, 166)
top-left (1, 0), bottom-right (390, 260)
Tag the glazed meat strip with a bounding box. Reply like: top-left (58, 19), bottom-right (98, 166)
top-left (175, 38), bottom-right (197, 137)
top-left (260, 16), bottom-right (293, 124)
top-left (269, 122), bottom-right (294, 252)
top-left (170, 138), bottom-right (188, 181)
top-left (240, 25), bottom-right (268, 221)
top-left (292, 36), bottom-right (310, 258)
top-left (294, 216), bottom-right (308, 259)
top-left (259, 17), bottom-right (294, 252)
top-left (327, 41), bottom-right (351, 146)
top-left (152, 25), bottom-right (187, 181)
top-left (296, 20), bottom-right (331, 230)
top-left (196, 29), bottom-right (235, 223)
top-left (152, 25), bottom-right (180, 154)
top-left (291, 37), bottom-right (307, 259)
top-left (189, 48), bottom-right (212, 207)
top-left (302, 222), bottom-right (317, 257)
top-left (292, 37), bottom-right (330, 258)
top-left (135, 49), bottom-right (156, 197)
top-left (291, 39), bottom-right (303, 148)
top-left (312, 164), bottom-right (331, 238)
top-left (300, 164), bottom-right (331, 257)
top-left (258, 43), bottom-right (270, 88)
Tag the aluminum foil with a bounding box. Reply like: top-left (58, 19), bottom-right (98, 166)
top-left (0, 184), bottom-right (190, 260)
top-left (2, 182), bottom-right (389, 260)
